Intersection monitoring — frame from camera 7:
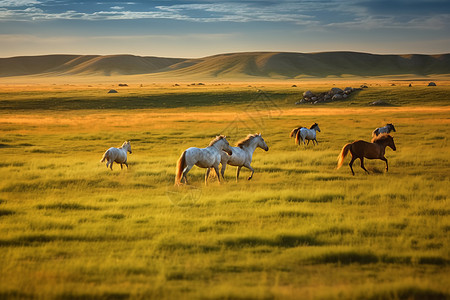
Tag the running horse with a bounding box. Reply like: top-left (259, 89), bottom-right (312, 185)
top-left (295, 123), bottom-right (321, 146)
top-left (175, 135), bottom-right (232, 185)
top-left (337, 134), bottom-right (396, 175)
top-left (100, 141), bottom-right (132, 170)
top-left (372, 123), bottom-right (396, 137)
top-left (219, 133), bottom-right (269, 181)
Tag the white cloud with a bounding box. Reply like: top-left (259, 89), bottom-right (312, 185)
top-left (326, 14), bottom-right (450, 30)
top-left (0, 1), bottom-right (317, 23)
top-left (0, 0), bottom-right (447, 31)
top-left (0, 0), bottom-right (40, 7)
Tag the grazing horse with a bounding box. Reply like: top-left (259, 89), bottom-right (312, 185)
top-left (296, 123), bottom-right (321, 146)
top-left (219, 133), bottom-right (269, 181)
top-left (337, 134), bottom-right (396, 175)
top-left (100, 141), bottom-right (132, 170)
top-left (175, 135), bottom-right (232, 185)
top-left (372, 123), bottom-right (396, 137)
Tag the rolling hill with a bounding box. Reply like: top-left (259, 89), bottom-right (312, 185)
top-left (0, 52), bottom-right (449, 79)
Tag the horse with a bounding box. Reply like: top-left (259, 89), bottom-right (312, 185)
top-left (337, 134), bottom-right (396, 175)
top-left (175, 135), bottom-right (232, 185)
top-left (100, 141), bottom-right (132, 170)
top-left (219, 133), bottom-right (269, 181)
top-left (372, 123), bottom-right (396, 137)
top-left (295, 123), bottom-right (321, 146)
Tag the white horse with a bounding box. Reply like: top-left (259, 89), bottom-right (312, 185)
top-left (100, 141), bottom-right (132, 170)
top-left (175, 135), bottom-right (232, 185)
top-left (295, 123), bottom-right (321, 146)
top-left (219, 133), bottom-right (269, 181)
top-left (372, 123), bottom-right (396, 137)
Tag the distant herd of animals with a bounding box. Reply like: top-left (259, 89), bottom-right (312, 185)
top-left (100, 123), bottom-right (397, 184)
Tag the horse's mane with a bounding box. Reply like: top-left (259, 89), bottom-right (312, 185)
top-left (371, 133), bottom-right (392, 143)
top-left (310, 123), bottom-right (318, 129)
top-left (208, 135), bottom-right (227, 147)
top-left (236, 134), bottom-right (259, 148)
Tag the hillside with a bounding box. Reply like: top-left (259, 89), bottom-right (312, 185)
top-left (0, 54), bottom-right (185, 77)
top-left (0, 52), bottom-right (449, 79)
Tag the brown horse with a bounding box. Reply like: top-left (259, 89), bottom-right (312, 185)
top-left (337, 134), bottom-right (396, 175)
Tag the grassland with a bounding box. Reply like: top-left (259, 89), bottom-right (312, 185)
top-left (0, 81), bottom-right (449, 299)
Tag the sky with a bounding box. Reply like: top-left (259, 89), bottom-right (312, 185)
top-left (0, 0), bottom-right (449, 58)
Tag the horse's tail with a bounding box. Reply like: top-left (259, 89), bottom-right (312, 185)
top-left (337, 143), bottom-right (352, 169)
top-left (100, 150), bottom-right (109, 163)
top-left (295, 130), bottom-right (301, 145)
top-left (175, 150), bottom-right (187, 185)
top-left (289, 128), bottom-right (297, 138)
top-left (372, 129), bottom-right (378, 137)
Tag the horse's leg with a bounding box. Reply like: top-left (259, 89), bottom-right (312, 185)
top-left (205, 168), bottom-right (211, 185)
top-left (213, 166), bottom-right (221, 184)
top-left (109, 161), bottom-right (114, 170)
top-left (120, 163), bottom-right (123, 169)
top-left (314, 138), bottom-right (318, 145)
top-left (245, 164), bottom-right (255, 180)
top-left (124, 162), bottom-right (128, 169)
top-left (182, 165), bottom-right (193, 185)
top-left (236, 166), bottom-right (242, 182)
top-left (381, 157), bottom-right (388, 172)
top-left (360, 158), bottom-right (369, 174)
top-left (349, 156), bottom-right (356, 176)
top-left (221, 163), bottom-right (227, 179)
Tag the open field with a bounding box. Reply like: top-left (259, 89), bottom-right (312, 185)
top-left (0, 81), bottom-right (449, 299)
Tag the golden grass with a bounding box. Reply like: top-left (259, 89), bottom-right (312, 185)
top-left (0, 82), bottom-right (449, 299)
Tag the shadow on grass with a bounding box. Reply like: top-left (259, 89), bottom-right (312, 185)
top-left (358, 286), bottom-right (448, 300)
top-left (0, 90), bottom-right (292, 111)
top-left (0, 209), bottom-right (15, 217)
top-left (221, 233), bottom-right (321, 248)
top-left (36, 202), bottom-right (100, 211)
top-left (2, 179), bottom-right (121, 192)
top-left (284, 193), bottom-right (344, 203)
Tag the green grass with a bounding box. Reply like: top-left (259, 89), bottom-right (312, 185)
top-left (0, 82), bottom-right (448, 111)
top-left (0, 83), bottom-right (449, 299)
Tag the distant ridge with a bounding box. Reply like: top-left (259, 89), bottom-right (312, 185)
top-left (1, 52), bottom-right (449, 79)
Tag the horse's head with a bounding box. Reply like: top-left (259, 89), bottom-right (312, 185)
top-left (217, 136), bottom-right (232, 155)
top-left (312, 123), bottom-right (321, 132)
top-left (385, 135), bottom-right (396, 151)
top-left (257, 133), bottom-right (269, 151)
top-left (123, 141), bottom-right (132, 154)
top-left (388, 123), bottom-right (396, 132)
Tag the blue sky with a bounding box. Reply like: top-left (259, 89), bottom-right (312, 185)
top-left (0, 0), bottom-right (449, 57)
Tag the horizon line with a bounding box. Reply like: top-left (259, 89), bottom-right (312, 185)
top-left (2, 50), bottom-right (450, 59)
